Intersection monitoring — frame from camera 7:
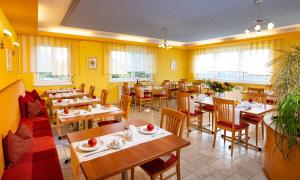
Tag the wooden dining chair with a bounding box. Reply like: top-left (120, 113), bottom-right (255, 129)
top-left (192, 82), bottom-right (202, 95)
top-left (123, 82), bottom-right (130, 95)
top-left (241, 92), bottom-right (267, 149)
top-left (131, 107), bottom-right (186, 180)
top-left (79, 83), bottom-right (85, 92)
top-left (134, 86), bottom-right (152, 111)
top-left (212, 97), bottom-right (249, 156)
top-left (88, 85), bottom-right (95, 97)
top-left (100, 89), bottom-right (109, 106)
top-left (248, 87), bottom-right (264, 93)
top-left (98, 95), bottom-right (131, 127)
top-left (176, 92), bottom-right (203, 137)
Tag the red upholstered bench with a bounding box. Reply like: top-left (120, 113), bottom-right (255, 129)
top-left (2, 102), bottom-right (63, 180)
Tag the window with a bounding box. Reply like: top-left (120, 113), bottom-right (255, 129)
top-left (34, 46), bottom-right (72, 86)
top-left (194, 48), bottom-right (272, 84)
top-left (109, 46), bottom-right (156, 82)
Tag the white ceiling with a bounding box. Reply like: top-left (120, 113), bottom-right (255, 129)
top-left (61, 0), bottom-right (300, 42)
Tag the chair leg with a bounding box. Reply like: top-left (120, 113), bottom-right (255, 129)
top-left (186, 117), bottom-right (190, 137)
top-left (212, 113), bottom-right (214, 132)
top-left (212, 125), bottom-right (217, 148)
top-left (131, 168), bottom-right (134, 180)
top-left (255, 124), bottom-right (258, 147)
top-left (139, 101), bottom-right (142, 112)
top-left (231, 131), bottom-right (235, 156)
top-left (261, 121), bottom-right (264, 140)
top-left (245, 128), bottom-right (249, 150)
top-left (224, 130), bottom-right (226, 145)
top-left (176, 162), bottom-right (181, 180)
top-left (160, 174), bottom-right (163, 180)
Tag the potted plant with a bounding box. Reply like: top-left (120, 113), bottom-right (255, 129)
top-left (205, 80), bottom-right (234, 97)
top-left (269, 45), bottom-right (300, 160)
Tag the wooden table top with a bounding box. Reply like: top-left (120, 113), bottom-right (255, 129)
top-left (48, 92), bottom-right (88, 99)
top-left (67, 119), bottom-right (190, 180)
top-left (52, 98), bottom-right (102, 108)
top-left (58, 109), bottom-right (124, 124)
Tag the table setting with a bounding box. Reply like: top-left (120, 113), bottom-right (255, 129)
top-left (52, 96), bottom-right (101, 107)
top-left (71, 124), bottom-right (172, 163)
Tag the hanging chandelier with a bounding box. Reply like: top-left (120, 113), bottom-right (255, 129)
top-left (245, 0), bottom-right (274, 35)
top-left (159, 28), bottom-right (172, 49)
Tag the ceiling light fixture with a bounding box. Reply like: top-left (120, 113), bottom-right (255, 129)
top-left (245, 0), bottom-right (274, 35)
top-left (1, 29), bottom-right (13, 49)
top-left (159, 28), bottom-right (172, 49)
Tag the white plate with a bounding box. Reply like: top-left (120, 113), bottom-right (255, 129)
top-left (78, 140), bottom-right (103, 152)
top-left (139, 126), bottom-right (158, 135)
top-left (109, 139), bottom-right (126, 149)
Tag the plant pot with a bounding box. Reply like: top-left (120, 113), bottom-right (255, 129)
top-left (263, 118), bottom-right (300, 179)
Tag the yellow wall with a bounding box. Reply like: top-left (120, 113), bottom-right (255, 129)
top-left (17, 41), bottom-right (187, 103)
top-left (0, 9), bottom-right (18, 90)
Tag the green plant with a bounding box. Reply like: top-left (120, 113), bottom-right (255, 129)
top-left (205, 80), bottom-right (234, 93)
top-left (269, 45), bottom-right (300, 160)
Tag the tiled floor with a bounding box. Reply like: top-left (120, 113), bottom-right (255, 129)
top-left (51, 99), bottom-right (269, 180)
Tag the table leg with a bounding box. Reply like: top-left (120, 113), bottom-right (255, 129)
top-left (122, 171), bottom-right (128, 180)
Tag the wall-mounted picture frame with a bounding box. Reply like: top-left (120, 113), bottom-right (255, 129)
top-left (6, 48), bottom-right (12, 71)
top-left (87, 56), bottom-right (98, 70)
top-left (170, 59), bottom-right (176, 71)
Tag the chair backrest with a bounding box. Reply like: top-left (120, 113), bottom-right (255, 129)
top-left (123, 82), bottom-right (130, 95)
top-left (246, 92), bottom-right (267, 104)
top-left (162, 81), bottom-right (170, 89)
top-left (120, 95), bottom-right (132, 120)
top-left (176, 92), bottom-right (190, 114)
top-left (193, 82), bottom-right (202, 94)
top-left (80, 83), bottom-right (85, 92)
top-left (178, 81), bottom-right (186, 92)
top-left (134, 86), bottom-right (142, 98)
top-left (101, 89), bottom-right (109, 105)
top-left (213, 97), bottom-right (236, 130)
top-left (180, 79), bottom-right (187, 82)
top-left (160, 108), bottom-right (186, 137)
top-left (248, 87), bottom-right (264, 93)
top-left (88, 85), bottom-right (95, 97)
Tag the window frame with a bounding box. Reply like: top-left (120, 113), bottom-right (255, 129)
top-left (34, 73), bottom-right (73, 86)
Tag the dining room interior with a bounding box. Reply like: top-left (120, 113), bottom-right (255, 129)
top-left (0, 0), bottom-right (300, 180)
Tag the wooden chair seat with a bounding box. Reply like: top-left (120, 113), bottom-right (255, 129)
top-left (180, 110), bottom-right (203, 117)
top-left (217, 120), bottom-right (249, 130)
top-left (141, 96), bottom-right (152, 100)
top-left (98, 120), bottom-right (119, 126)
top-left (140, 153), bottom-right (177, 175)
top-left (152, 94), bottom-right (167, 98)
top-left (202, 105), bottom-right (214, 111)
top-left (242, 114), bottom-right (263, 123)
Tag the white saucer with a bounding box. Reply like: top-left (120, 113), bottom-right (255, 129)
top-left (78, 140), bottom-right (103, 152)
top-left (139, 127), bottom-right (158, 135)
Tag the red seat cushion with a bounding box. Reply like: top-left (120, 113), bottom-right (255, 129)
top-left (141, 153), bottom-right (177, 175)
top-left (98, 120), bottom-right (119, 126)
top-left (241, 113), bottom-right (264, 123)
top-left (19, 96), bottom-right (28, 118)
top-left (181, 110), bottom-right (203, 117)
top-left (141, 96), bottom-right (152, 100)
top-left (27, 100), bottom-right (42, 117)
top-left (217, 120), bottom-right (249, 130)
top-left (3, 131), bottom-right (32, 168)
top-left (202, 105), bottom-right (214, 111)
top-left (16, 124), bottom-right (32, 140)
top-left (266, 99), bottom-right (275, 104)
top-left (26, 89), bottom-right (41, 101)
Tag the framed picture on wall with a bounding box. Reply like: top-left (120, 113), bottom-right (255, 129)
top-left (6, 48), bottom-right (13, 71)
top-left (170, 59), bottom-right (176, 71)
top-left (87, 56), bottom-right (98, 70)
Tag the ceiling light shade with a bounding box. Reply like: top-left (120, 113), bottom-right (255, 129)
top-left (3, 29), bottom-right (12, 37)
top-left (267, 22), bottom-right (274, 30)
top-left (159, 28), bottom-right (172, 49)
top-left (245, 0), bottom-right (274, 34)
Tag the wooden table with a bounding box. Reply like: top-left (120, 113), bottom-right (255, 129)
top-left (67, 119), bottom-right (190, 180)
top-left (48, 92), bottom-right (88, 100)
top-left (56, 107), bottom-right (124, 138)
top-left (46, 88), bottom-right (81, 94)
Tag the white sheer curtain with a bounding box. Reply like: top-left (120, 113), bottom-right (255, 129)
top-left (105, 43), bottom-right (157, 74)
top-left (18, 35), bottom-right (76, 75)
top-left (191, 40), bottom-right (279, 83)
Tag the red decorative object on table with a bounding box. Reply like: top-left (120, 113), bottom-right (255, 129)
top-left (147, 124), bottom-right (154, 131)
top-left (88, 138), bottom-right (97, 147)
